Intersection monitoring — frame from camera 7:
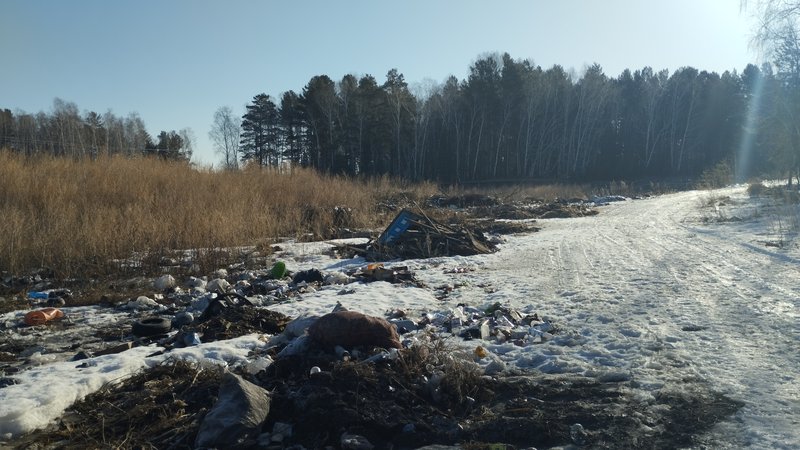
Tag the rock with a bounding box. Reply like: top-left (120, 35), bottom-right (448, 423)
top-left (195, 373), bottom-right (271, 449)
top-left (206, 278), bottom-right (231, 293)
top-left (154, 274), bottom-right (177, 291)
top-left (308, 311), bottom-right (402, 351)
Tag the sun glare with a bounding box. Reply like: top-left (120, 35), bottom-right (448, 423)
top-left (736, 70), bottom-right (765, 182)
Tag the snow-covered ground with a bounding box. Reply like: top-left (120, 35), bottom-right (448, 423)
top-left (1, 185), bottom-right (798, 448)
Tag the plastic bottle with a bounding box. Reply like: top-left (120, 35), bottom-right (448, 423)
top-left (24, 307), bottom-right (65, 326)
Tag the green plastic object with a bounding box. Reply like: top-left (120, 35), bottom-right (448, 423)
top-left (271, 261), bottom-right (287, 279)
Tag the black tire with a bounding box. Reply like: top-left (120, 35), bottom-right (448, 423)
top-left (132, 317), bottom-right (172, 337)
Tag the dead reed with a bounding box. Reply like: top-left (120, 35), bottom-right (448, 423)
top-left (0, 152), bottom-right (438, 277)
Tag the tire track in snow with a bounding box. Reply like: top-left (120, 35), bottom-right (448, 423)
top-left (582, 190), bottom-right (800, 447)
top-left (465, 189), bottom-right (798, 447)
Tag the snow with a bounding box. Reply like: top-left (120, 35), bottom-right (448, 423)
top-left (1, 185), bottom-right (799, 447)
top-left (0, 345), bottom-right (159, 438)
top-left (0, 335), bottom-right (268, 438)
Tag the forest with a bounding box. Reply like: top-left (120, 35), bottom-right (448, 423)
top-left (3, 49), bottom-right (800, 184)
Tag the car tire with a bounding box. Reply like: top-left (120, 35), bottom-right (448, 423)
top-left (132, 317), bottom-right (172, 337)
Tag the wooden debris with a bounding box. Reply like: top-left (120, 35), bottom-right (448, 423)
top-left (340, 209), bottom-right (498, 260)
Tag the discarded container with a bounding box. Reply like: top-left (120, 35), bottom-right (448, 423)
top-left (24, 307), bottom-right (65, 326)
top-left (27, 291), bottom-right (49, 300)
top-left (270, 261), bottom-right (287, 279)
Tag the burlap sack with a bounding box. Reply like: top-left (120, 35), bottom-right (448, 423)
top-left (308, 310), bottom-right (402, 350)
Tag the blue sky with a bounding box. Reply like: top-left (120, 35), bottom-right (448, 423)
top-left (1, 0), bottom-right (759, 166)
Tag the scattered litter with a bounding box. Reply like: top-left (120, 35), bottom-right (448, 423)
top-left (207, 277), bottom-right (232, 293)
top-left (131, 316), bottom-right (172, 337)
top-left (125, 295), bottom-right (161, 310)
top-left (153, 274), bottom-right (177, 291)
top-left (591, 195), bottom-right (628, 205)
top-left (292, 268), bottom-right (324, 284)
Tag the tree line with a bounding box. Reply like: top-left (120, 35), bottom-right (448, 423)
top-left (212, 51), bottom-right (799, 183)
top-left (0, 98), bottom-right (194, 161)
top-left (3, 46), bottom-right (799, 184)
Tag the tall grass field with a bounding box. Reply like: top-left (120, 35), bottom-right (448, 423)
top-left (0, 152), bottom-right (441, 277)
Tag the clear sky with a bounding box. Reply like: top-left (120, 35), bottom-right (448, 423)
top-left (1, 0), bottom-right (760, 166)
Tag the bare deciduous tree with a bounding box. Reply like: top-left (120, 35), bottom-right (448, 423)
top-left (209, 106), bottom-right (241, 170)
top-left (745, 0), bottom-right (800, 51)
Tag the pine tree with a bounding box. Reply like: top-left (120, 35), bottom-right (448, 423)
top-left (240, 94), bottom-right (279, 167)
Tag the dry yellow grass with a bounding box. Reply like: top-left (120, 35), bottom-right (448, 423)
top-left (0, 151), bottom-right (607, 279)
top-left (0, 152), bottom-right (438, 277)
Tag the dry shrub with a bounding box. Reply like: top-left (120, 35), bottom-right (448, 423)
top-left (697, 160), bottom-right (733, 189)
top-left (518, 183), bottom-right (591, 201)
top-left (444, 184), bottom-right (590, 203)
top-left (0, 152), bottom-right (437, 277)
top-left (747, 181), bottom-right (767, 197)
top-left (395, 334), bottom-right (483, 405)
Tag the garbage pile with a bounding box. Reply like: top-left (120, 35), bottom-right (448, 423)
top-left (0, 260), bottom-right (428, 373)
top-left (13, 300), bottom-right (744, 450)
top-left (472, 201), bottom-right (600, 220)
top-left (430, 193), bottom-right (632, 222)
top-left (340, 209), bottom-right (498, 261)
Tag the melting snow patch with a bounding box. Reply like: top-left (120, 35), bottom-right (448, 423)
top-left (0, 334), bottom-right (268, 439)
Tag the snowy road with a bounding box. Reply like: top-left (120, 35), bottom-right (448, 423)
top-left (412, 188), bottom-right (799, 448)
